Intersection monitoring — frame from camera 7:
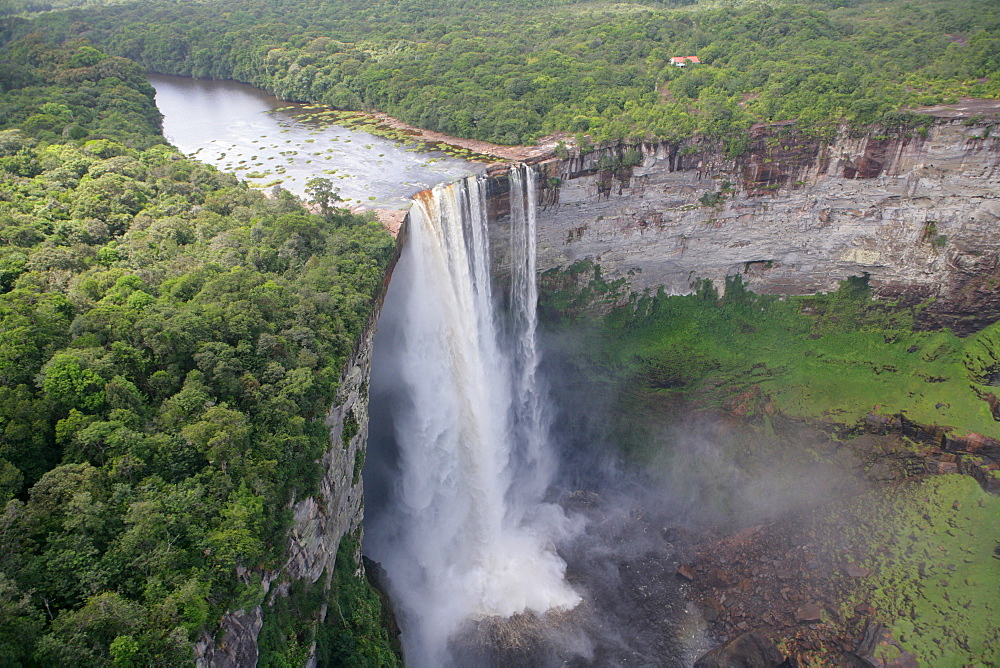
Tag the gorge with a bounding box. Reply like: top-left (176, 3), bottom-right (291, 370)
top-left (152, 77), bottom-right (1000, 665)
top-left (1, 12), bottom-right (999, 661)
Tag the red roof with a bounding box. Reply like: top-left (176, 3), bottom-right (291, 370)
top-left (670, 56), bottom-right (701, 64)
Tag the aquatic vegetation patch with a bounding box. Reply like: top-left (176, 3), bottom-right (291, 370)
top-left (270, 103), bottom-right (497, 162)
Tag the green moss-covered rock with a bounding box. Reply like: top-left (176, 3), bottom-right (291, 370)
top-left (821, 475), bottom-right (1000, 666)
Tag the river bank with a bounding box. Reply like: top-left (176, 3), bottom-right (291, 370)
top-left (149, 74), bottom-right (482, 207)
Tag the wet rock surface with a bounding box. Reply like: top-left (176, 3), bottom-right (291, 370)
top-left (450, 492), bottom-right (712, 667)
top-left (556, 496), bottom-right (712, 666)
top-left (446, 387), bottom-right (999, 668)
top-left (676, 449), bottom-right (999, 666)
top-left (443, 416), bottom-right (994, 666)
top-left (683, 515), bottom-right (878, 665)
top-left (692, 631), bottom-right (784, 668)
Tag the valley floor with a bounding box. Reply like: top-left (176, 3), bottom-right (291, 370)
top-left (541, 270), bottom-right (1000, 666)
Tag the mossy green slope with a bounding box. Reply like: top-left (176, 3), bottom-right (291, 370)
top-left (543, 268), bottom-right (1000, 444)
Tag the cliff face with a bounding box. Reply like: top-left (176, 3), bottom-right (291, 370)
top-left (192, 108), bottom-right (1000, 665)
top-left (490, 112), bottom-right (1000, 333)
top-left (194, 222), bottom-right (408, 668)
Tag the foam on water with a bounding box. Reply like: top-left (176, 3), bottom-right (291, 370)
top-left (366, 167), bottom-right (579, 666)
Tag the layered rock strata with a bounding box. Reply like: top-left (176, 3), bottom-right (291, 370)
top-left (489, 112), bottom-right (1000, 333)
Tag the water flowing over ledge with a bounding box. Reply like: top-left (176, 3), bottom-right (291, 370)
top-left (365, 165), bottom-right (580, 667)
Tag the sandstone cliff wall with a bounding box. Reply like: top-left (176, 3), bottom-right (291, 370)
top-left (489, 114), bottom-right (1000, 333)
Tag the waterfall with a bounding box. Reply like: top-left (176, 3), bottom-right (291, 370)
top-left (366, 166), bottom-right (579, 666)
top-left (507, 166), bottom-right (551, 506)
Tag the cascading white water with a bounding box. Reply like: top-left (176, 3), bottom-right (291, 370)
top-left (366, 167), bottom-right (579, 666)
top-left (506, 166), bottom-right (553, 507)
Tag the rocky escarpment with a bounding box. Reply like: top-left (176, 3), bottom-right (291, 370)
top-left (190, 104), bottom-right (1000, 665)
top-left (194, 221), bottom-right (408, 667)
top-left (489, 104), bottom-right (1000, 334)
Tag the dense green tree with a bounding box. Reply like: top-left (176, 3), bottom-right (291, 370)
top-left (37, 0), bottom-right (987, 145)
top-left (0, 37), bottom-right (399, 662)
top-left (0, 574), bottom-right (44, 667)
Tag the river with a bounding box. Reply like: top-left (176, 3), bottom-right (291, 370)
top-left (149, 74), bottom-right (482, 208)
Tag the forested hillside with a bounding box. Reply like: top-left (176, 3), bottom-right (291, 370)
top-left (0, 0), bottom-right (132, 19)
top-left (0, 37), bottom-right (398, 665)
top-left (7, 0), bottom-right (999, 146)
top-left (0, 0), bottom-right (997, 664)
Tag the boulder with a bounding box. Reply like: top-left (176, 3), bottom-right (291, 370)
top-left (854, 602), bottom-right (875, 616)
top-left (835, 652), bottom-right (877, 667)
top-left (693, 632), bottom-right (785, 668)
top-left (845, 563), bottom-right (870, 578)
top-left (795, 602), bottom-right (824, 623)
